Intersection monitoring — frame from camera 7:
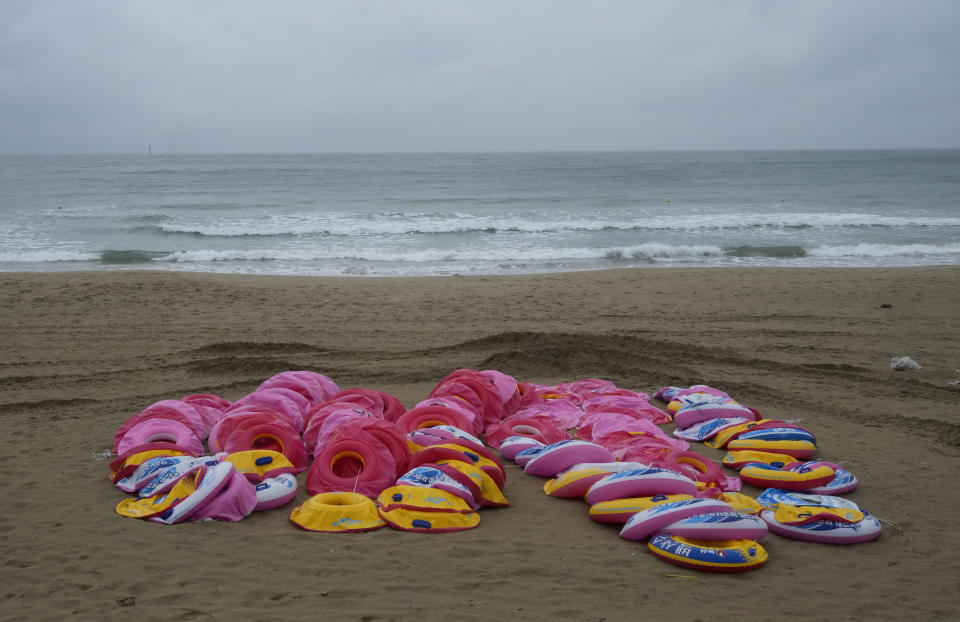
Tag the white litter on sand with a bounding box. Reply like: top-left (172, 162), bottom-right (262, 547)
top-left (890, 356), bottom-right (922, 371)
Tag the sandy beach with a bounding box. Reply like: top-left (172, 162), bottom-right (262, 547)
top-left (1, 266), bottom-right (959, 622)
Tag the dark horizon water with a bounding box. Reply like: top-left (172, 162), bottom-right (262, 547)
top-left (2, 150), bottom-right (958, 276)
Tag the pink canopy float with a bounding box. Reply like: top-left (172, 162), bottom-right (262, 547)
top-left (113, 399), bottom-right (210, 453)
top-left (257, 370), bottom-right (339, 408)
top-left (515, 383), bottom-right (582, 412)
top-left (581, 395), bottom-right (671, 425)
top-left (581, 415), bottom-right (689, 452)
top-left (479, 369), bottom-right (522, 419)
top-left (647, 449), bottom-right (742, 494)
top-left (208, 409), bottom-right (308, 472)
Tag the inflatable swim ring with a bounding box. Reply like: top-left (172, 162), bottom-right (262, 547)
top-left (620, 498), bottom-right (734, 541)
top-left (740, 461), bottom-right (836, 491)
top-left (498, 436), bottom-right (546, 462)
top-left (224, 449), bottom-right (297, 483)
top-left (588, 494), bottom-right (695, 524)
top-left (396, 466), bottom-right (478, 508)
top-left (756, 489), bottom-right (861, 512)
top-left (648, 535), bottom-right (768, 573)
top-left (378, 505), bottom-right (481, 533)
top-left (542, 462), bottom-right (644, 499)
top-left (806, 468), bottom-right (859, 495)
top-left (376, 485), bottom-right (476, 514)
top-left (722, 450), bottom-right (797, 470)
top-left (659, 512), bottom-right (768, 540)
top-left (673, 417), bottom-right (750, 442)
top-left (674, 403), bottom-right (758, 430)
top-left (523, 440), bottom-right (615, 477)
top-left (254, 473), bottom-right (298, 511)
top-left (289, 492), bottom-right (384, 533)
top-left (761, 509), bottom-right (881, 544)
top-left (726, 438), bottom-right (818, 459)
top-left (585, 468), bottom-right (698, 504)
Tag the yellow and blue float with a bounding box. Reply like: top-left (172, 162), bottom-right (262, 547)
top-left (740, 461), bottom-right (836, 490)
top-left (648, 535), bottom-right (768, 572)
top-left (761, 508), bottom-right (881, 544)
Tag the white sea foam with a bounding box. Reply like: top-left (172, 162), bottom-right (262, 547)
top-left (153, 211), bottom-right (960, 238)
top-left (808, 243), bottom-right (960, 258)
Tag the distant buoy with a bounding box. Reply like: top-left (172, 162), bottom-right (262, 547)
top-left (57, 205), bottom-right (62, 210)
top-left (780, 199), bottom-right (785, 202)
top-left (666, 199), bottom-right (671, 203)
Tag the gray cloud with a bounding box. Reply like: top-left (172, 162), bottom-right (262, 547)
top-left (1, 0), bottom-right (958, 153)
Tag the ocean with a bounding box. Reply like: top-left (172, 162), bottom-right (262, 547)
top-left (1, 150), bottom-right (958, 276)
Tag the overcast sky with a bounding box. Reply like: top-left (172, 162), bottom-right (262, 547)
top-left (1, 1), bottom-right (958, 153)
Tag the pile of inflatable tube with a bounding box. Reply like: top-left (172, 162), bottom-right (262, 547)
top-left (108, 374), bottom-right (881, 562)
top-left (502, 383), bottom-right (880, 572)
top-left (109, 369), bottom-right (513, 533)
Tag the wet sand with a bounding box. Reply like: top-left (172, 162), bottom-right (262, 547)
top-left (1, 266), bottom-right (958, 621)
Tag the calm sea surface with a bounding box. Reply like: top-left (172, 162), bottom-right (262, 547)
top-left (1, 151), bottom-right (958, 276)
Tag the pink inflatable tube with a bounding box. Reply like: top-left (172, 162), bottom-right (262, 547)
top-left (113, 400), bottom-right (207, 451)
top-left (396, 405), bottom-right (478, 436)
top-left (304, 408), bottom-right (372, 456)
top-left (221, 421), bottom-right (309, 472)
top-left (208, 409), bottom-right (299, 453)
top-left (619, 498), bottom-right (734, 541)
top-left (523, 441), bottom-right (616, 478)
top-left (484, 416), bottom-right (569, 450)
top-left (330, 388), bottom-right (407, 422)
top-left (228, 391), bottom-right (307, 432)
top-left (257, 370), bottom-right (339, 407)
top-left (306, 438), bottom-right (398, 498)
top-left (116, 418), bottom-right (204, 457)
